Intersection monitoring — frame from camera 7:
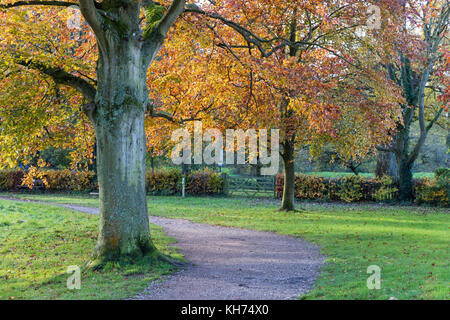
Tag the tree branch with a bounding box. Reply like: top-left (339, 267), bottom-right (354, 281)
top-left (376, 146), bottom-right (395, 153)
top-left (155, 0), bottom-right (186, 38)
top-left (426, 107), bottom-right (444, 133)
top-left (0, 1), bottom-right (76, 9)
top-left (17, 60), bottom-right (96, 102)
top-left (142, 0), bottom-right (185, 66)
top-left (78, 0), bottom-right (104, 46)
top-left (185, 5), bottom-right (359, 68)
top-left (148, 100), bottom-right (205, 124)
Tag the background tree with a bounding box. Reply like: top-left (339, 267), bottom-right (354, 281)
top-left (375, 0), bottom-right (449, 201)
top-left (148, 0), bottom-right (405, 210)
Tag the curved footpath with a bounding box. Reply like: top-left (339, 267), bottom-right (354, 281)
top-left (4, 198), bottom-right (326, 300)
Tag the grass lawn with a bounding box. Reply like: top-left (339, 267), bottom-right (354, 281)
top-left (0, 199), bottom-right (182, 300)
top-left (145, 197), bottom-right (449, 300)
top-left (0, 193), bottom-right (448, 300)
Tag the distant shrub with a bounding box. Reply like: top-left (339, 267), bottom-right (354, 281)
top-left (276, 173), bottom-right (402, 204)
top-left (205, 170), bottom-right (224, 194)
top-left (146, 168), bottom-right (181, 195)
top-left (146, 168), bottom-right (224, 196)
top-left (415, 173), bottom-right (449, 207)
top-left (276, 174), bottom-right (328, 200)
top-left (332, 175), bottom-right (364, 203)
top-left (186, 169), bottom-right (223, 195)
top-left (434, 167), bottom-right (450, 179)
top-left (0, 169), bottom-right (95, 191)
top-left (275, 174), bottom-right (284, 197)
top-left (294, 174), bottom-right (327, 200)
top-left (42, 170), bottom-right (95, 191)
top-left (0, 170), bottom-right (24, 191)
top-left (373, 175), bottom-right (398, 202)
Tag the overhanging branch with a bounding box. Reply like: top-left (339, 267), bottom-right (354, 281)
top-left (155, 0), bottom-right (186, 38)
top-left (0, 1), bottom-right (76, 9)
top-left (148, 102), bottom-right (203, 124)
top-left (78, 0), bottom-right (103, 42)
top-left (17, 59), bottom-right (96, 102)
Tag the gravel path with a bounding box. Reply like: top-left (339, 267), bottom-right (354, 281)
top-left (58, 204), bottom-right (325, 300)
top-left (136, 217), bottom-right (325, 300)
top-left (2, 198), bottom-right (325, 300)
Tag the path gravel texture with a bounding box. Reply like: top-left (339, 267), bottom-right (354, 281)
top-left (2, 199), bottom-right (325, 300)
top-left (59, 204), bottom-right (325, 300)
top-left (136, 217), bottom-right (325, 300)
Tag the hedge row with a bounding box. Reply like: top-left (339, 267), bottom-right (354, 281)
top-left (0, 170), bottom-right (24, 191)
top-left (0, 169), bottom-right (96, 192)
top-left (275, 171), bottom-right (449, 206)
top-left (1, 168), bottom-right (447, 206)
top-left (0, 168), bottom-right (225, 196)
top-left (146, 169), bottom-right (224, 196)
top-left (414, 169), bottom-right (449, 206)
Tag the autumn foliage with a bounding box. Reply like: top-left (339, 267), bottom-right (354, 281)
top-left (147, 0), bottom-right (406, 164)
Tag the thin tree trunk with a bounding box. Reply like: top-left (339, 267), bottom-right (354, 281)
top-left (280, 141), bottom-right (295, 211)
top-left (447, 133), bottom-right (450, 167)
top-left (279, 11), bottom-right (297, 212)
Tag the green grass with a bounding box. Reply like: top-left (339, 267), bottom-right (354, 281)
top-left (0, 199), bottom-right (182, 300)
top-left (0, 193), bottom-right (100, 207)
top-left (144, 197), bottom-right (449, 300)
top-left (1, 193), bottom-right (448, 300)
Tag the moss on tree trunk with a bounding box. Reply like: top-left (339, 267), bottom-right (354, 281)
top-left (88, 41), bottom-right (160, 266)
top-left (91, 105), bottom-right (157, 264)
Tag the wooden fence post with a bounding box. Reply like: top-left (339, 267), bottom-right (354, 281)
top-left (182, 176), bottom-right (185, 198)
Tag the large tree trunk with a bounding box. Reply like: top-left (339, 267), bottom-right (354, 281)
top-left (375, 150), bottom-right (399, 180)
top-left (94, 107), bottom-right (155, 262)
top-left (90, 43), bottom-right (157, 264)
top-left (398, 156), bottom-right (414, 202)
top-left (9, 0), bottom-right (186, 266)
top-left (280, 141), bottom-right (295, 211)
top-left (384, 52), bottom-right (443, 202)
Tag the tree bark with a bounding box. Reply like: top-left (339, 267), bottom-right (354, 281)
top-left (280, 141), bottom-right (295, 211)
top-left (90, 38), bottom-right (157, 264)
top-left (398, 156), bottom-right (413, 202)
top-left (447, 132), bottom-right (450, 150)
top-left (375, 150), bottom-right (399, 180)
top-left (94, 106), bottom-right (155, 262)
